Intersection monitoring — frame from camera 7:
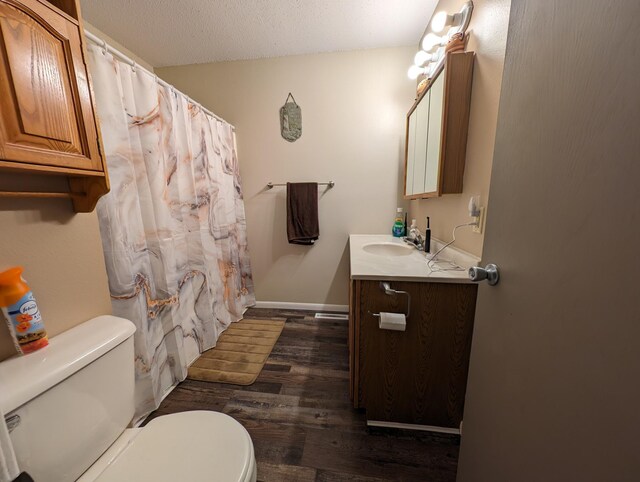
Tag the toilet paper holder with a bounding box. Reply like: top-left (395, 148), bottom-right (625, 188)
top-left (369, 282), bottom-right (411, 318)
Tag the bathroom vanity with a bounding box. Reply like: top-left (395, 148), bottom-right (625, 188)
top-left (348, 235), bottom-right (478, 431)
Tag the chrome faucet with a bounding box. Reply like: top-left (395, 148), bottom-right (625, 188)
top-left (403, 230), bottom-right (425, 251)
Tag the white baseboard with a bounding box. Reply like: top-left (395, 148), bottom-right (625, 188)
top-left (253, 301), bottom-right (348, 313)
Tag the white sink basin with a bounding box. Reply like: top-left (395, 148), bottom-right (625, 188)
top-left (362, 242), bottom-right (414, 257)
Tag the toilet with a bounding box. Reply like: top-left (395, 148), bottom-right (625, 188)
top-left (0, 316), bottom-right (257, 481)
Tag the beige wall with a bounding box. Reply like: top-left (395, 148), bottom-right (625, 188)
top-left (158, 47), bottom-right (416, 305)
top-left (410, 0), bottom-right (511, 258)
top-left (0, 176), bottom-right (111, 361)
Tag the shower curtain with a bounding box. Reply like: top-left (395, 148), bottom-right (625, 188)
top-left (86, 43), bottom-right (255, 420)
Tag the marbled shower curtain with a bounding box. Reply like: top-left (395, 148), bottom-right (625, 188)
top-left (86, 43), bottom-right (255, 421)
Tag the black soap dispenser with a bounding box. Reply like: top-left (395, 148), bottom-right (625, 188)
top-left (425, 217), bottom-right (431, 253)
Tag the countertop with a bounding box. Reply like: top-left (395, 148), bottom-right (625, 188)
top-left (349, 234), bottom-right (480, 283)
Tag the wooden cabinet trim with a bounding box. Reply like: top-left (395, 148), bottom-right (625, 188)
top-left (38, 0), bottom-right (79, 23)
top-left (353, 280), bottom-right (362, 408)
top-left (439, 52), bottom-right (474, 194)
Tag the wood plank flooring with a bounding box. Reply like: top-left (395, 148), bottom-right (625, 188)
top-left (144, 308), bottom-right (460, 481)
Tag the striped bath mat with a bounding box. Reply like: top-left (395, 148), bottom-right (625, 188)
top-left (188, 318), bottom-right (285, 385)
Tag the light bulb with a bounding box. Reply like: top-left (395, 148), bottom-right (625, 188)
top-left (421, 33), bottom-right (443, 52)
top-left (414, 50), bottom-right (433, 67)
top-left (407, 65), bottom-right (424, 80)
top-left (431, 11), bottom-right (450, 33)
top-left (432, 9), bottom-right (467, 33)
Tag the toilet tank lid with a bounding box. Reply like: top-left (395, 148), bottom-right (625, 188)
top-left (0, 315), bottom-right (136, 414)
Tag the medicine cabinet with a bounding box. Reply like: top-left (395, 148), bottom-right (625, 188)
top-left (0, 0), bottom-right (109, 212)
top-left (404, 52), bottom-right (474, 199)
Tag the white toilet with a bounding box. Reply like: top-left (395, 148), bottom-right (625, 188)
top-left (0, 316), bottom-right (257, 481)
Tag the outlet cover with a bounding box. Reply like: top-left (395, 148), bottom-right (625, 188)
top-left (473, 206), bottom-right (485, 234)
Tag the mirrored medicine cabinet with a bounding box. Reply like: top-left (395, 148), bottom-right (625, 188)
top-left (404, 52), bottom-right (474, 198)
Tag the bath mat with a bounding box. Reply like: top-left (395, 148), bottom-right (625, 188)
top-left (187, 319), bottom-right (285, 385)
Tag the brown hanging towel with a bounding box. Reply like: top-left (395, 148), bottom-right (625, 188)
top-left (286, 182), bottom-right (319, 245)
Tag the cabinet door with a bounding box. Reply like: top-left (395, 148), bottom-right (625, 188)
top-left (0, 0), bottom-right (102, 171)
top-left (411, 92), bottom-right (429, 195)
top-left (424, 70), bottom-right (445, 194)
top-left (404, 109), bottom-right (417, 196)
top-left (358, 280), bottom-right (477, 428)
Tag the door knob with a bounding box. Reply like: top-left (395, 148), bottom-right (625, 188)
top-left (468, 264), bottom-right (500, 286)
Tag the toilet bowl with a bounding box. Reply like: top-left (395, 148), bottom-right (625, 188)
top-left (78, 411), bottom-right (256, 482)
top-left (0, 316), bottom-right (257, 481)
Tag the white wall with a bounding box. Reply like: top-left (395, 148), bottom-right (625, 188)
top-left (157, 47), bottom-right (416, 305)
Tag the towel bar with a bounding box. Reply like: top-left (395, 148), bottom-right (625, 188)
top-left (267, 181), bottom-right (334, 189)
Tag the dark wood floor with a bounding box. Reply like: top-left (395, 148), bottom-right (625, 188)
top-left (145, 308), bottom-right (460, 481)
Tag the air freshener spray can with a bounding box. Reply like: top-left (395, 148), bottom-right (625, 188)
top-left (0, 267), bottom-right (49, 354)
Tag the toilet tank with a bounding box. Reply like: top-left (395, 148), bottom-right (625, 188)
top-left (0, 316), bottom-right (136, 482)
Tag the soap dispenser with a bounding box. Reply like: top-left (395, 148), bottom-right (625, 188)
top-left (392, 208), bottom-right (404, 237)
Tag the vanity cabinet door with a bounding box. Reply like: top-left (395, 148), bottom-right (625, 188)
top-left (356, 280), bottom-right (477, 428)
top-left (0, 0), bottom-right (103, 171)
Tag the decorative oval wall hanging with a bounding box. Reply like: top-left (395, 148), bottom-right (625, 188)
top-left (280, 93), bottom-right (302, 142)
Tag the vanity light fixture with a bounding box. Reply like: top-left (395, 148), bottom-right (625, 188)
top-left (408, 1), bottom-right (473, 83)
top-left (431, 1), bottom-right (474, 34)
top-left (431, 11), bottom-right (462, 33)
top-left (408, 64), bottom-right (426, 80)
top-left (433, 46), bottom-right (445, 63)
top-left (421, 32), bottom-right (446, 52)
top-left (414, 50), bottom-right (437, 67)
top-left (408, 61), bottom-right (438, 80)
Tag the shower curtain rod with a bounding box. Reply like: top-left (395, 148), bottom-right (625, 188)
top-left (83, 30), bottom-right (235, 131)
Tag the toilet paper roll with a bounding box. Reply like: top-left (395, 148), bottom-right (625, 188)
top-left (378, 312), bottom-right (406, 332)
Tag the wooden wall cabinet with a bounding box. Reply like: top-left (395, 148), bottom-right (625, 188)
top-left (349, 279), bottom-right (478, 430)
top-left (0, 0), bottom-right (108, 212)
top-left (404, 52), bottom-right (474, 199)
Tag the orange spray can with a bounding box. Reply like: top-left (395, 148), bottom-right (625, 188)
top-left (0, 267), bottom-right (48, 354)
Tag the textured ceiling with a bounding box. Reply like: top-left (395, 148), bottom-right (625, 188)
top-left (80, 0), bottom-right (436, 67)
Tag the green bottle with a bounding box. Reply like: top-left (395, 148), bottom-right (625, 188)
top-left (392, 208), bottom-right (405, 237)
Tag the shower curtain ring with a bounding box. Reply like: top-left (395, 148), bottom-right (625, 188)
top-left (101, 39), bottom-right (107, 55)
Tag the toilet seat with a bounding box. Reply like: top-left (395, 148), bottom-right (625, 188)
top-left (81, 411), bottom-right (256, 482)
